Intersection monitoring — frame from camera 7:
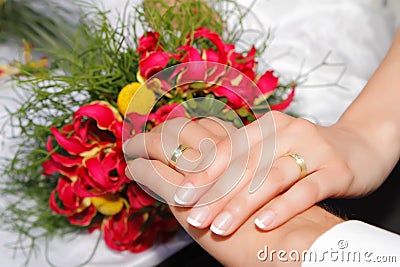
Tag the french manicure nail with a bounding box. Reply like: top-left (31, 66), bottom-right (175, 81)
top-left (210, 212), bottom-right (233, 235)
top-left (255, 210), bottom-right (275, 230)
top-left (174, 183), bottom-right (197, 205)
top-left (187, 206), bottom-right (210, 227)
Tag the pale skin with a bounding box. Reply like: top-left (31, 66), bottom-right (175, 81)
top-left (124, 28), bottom-right (400, 265)
top-left (125, 118), bottom-right (344, 266)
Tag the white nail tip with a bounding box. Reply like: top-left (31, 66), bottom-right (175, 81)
top-left (210, 225), bottom-right (225, 236)
top-left (254, 218), bottom-right (266, 229)
top-left (173, 194), bottom-right (187, 205)
top-left (187, 217), bottom-right (202, 227)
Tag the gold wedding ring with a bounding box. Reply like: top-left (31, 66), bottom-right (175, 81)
top-left (169, 144), bottom-right (191, 169)
top-left (285, 153), bottom-right (307, 179)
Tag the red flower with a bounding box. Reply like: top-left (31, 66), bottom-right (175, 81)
top-left (213, 68), bottom-right (255, 109)
top-left (103, 207), bottom-right (180, 253)
top-left (103, 208), bottom-right (148, 252)
top-left (137, 32), bottom-right (162, 54)
top-left (49, 177), bottom-right (97, 226)
top-left (256, 70), bottom-right (279, 96)
top-left (124, 103), bottom-right (187, 137)
top-left (148, 103), bottom-right (187, 124)
top-left (188, 27), bottom-right (228, 64)
top-left (271, 87), bottom-right (296, 111)
top-left (139, 51), bottom-right (171, 79)
top-left (228, 46), bottom-right (257, 76)
top-left (127, 183), bottom-right (156, 210)
top-left (43, 101), bottom-right (130, 195)
top-left (83, 149), bottom-right (128, 193)
top-left (177, 46), bottom-right (203, 62)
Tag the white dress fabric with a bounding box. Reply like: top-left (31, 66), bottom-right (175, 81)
top-left (0, 0), bottom-right (398, 266)
top-left (236, 0), bottom-right (396, 125)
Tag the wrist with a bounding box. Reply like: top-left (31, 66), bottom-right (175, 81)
top-left (333, 117), bottom-right (399, 190)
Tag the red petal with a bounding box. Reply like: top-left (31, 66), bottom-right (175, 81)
top-left (203, 49), bottom-right (220, 62)
top-left (74, 102), bottom-right (121, 134)
top-left (129, 230), bottom-right (155, 253)
top-left (103, 209), bottom-right (145, 251)
top-left (42, 159), bottom-right (61, 176)
top-left (84, 153), bottom-right (127, 193)
top-left (127, 184), bottom-right (155, 209)
top-left (138, 32), bottom-right (161, 54)
top-left (68, 205), bottom-right (97, 226)
top-left (176, 46), bottom-right (202, 62)
top-left (148, 104), bottom-right (187, 124)
top-left (51, 127), bottom-right (91, 155)
top-left (51, 152), bottom-right (82, 167)
top-left (49, 178), bottom-right (79, 215)
top-left (139, 51), bottom-right (170, 79)
top-left (229, 46), bottom-right (257, 71)
top-left (271, 87), bottom-right (295, 111)
top-left (256, 71), bottom-right (279, 95)
top-left (58, 178), bottom-right (81, 210)
top-left (174, 58), bottom-right (207, 84)
top-left (49, 189), bottom-right (72, 216)
top-left (213, 84), bottom-right (245, 109)
top-left (124, 112), bottom-right (149, 136)
top-left (191, 27), bottom-right (228, 63)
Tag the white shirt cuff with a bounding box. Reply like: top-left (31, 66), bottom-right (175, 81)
top-left (301, 220), bottom-right (400, 266)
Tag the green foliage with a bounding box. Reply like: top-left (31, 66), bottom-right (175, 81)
top-left (138, 0), bottom-right (260, 52)
top-left (0, 0), bottom-right (77, 49)
top-left (0, 0), bottom-right (257, 260)
top-left (0, 5), bottom-right (141, 249)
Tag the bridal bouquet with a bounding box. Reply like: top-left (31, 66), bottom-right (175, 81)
top-left (1, 0), bottom-right (296, 260)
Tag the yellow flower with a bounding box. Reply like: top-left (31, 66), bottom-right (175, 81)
top-left (90, 193), bottom-right (125, 216)
top-left (117, 82), bottom-right (156, 116)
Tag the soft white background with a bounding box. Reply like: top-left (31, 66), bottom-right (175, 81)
top-left (0, 0), bottom-right (399, 266)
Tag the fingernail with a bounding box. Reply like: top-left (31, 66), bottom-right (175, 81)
top-left (124, 167), bottom-right (132, 179)
top-left (174, 183), bottom-right (197, 205)
top-left (122, 139), bottom-right (130, 152)
top-left (187, 206), bottom-right (210, 227)
top-left (210, 212), bottom-right (233, 235)
top-left (255, 210), bottom-right (275, 230)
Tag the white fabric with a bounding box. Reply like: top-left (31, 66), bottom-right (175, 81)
top-left (0, 0), bottom-right (399, 266)
top-left (236, 0), bottom-right (396, 125)
top-left (302, 220), bottom-right (400, 266)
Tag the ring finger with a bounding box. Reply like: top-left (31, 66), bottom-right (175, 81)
top-left (124, 117), bottom-right (224, 172)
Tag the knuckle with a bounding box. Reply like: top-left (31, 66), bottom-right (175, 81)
top-left (336, 161), bottom-right (352, 177)
top-left (334, 161), bottom-right (354, 187)
top-left (159, 117), bottom-right (190, 133)
top-left (300, 179), bottom-right (320, 202)
top-left (270, 110), bottom-right (283, 118)
top-left (289, 117), bottom-right (317, 134)
top-left (269, 166), bottom-right (287, 186)
top-left (149, 132), bottom-right (161, 147)
top-left (172, 117), bottom-right (191, 127)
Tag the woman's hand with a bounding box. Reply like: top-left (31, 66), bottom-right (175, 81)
top-left (178, 111), bottom-right (383, 235)
top-left (124, 112), bottom-right (384, 237)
